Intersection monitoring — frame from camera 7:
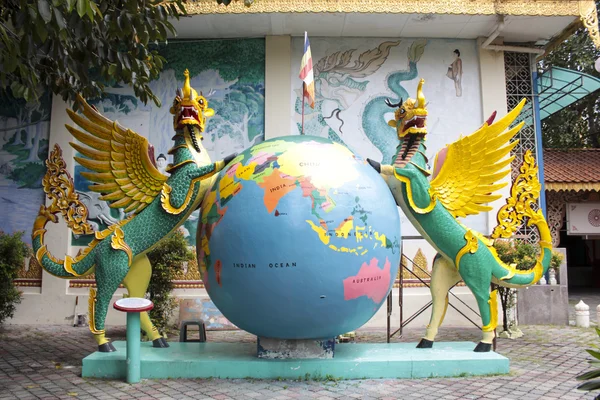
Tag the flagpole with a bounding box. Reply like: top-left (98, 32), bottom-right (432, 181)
top-left (301, 82), bottom-right (305, 135)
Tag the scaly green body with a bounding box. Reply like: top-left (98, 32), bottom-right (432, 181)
top-left (32, 72), bottom-right (230, 351)
top-left (32, 130), bottom-right (222, 351)
top-left (371, 83), bottom-right (552, 351)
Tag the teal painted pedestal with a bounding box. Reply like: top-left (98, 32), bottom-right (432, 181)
top-left (82, 341), bottom-right (509, 380)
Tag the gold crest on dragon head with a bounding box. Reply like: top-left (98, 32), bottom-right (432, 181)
top-left (386, 78), bottom-right (428, 139)
top-left (170, 69), bottom-right (214, 132)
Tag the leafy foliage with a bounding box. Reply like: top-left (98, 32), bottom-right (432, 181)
top-left (0, 231), bottom-right (31, 325)
top-left (0, 0), bottom-right (187, 106)
top-left (146, 230), bottom-right (193, 334)
top-left (577, 327), bottom-right (600, 396)
top-left (493, 240), bottom-right (538, 332)
top-left (539, 1), bottom-right (600, 148)
top-left (550, 251), bottom-right (563, 273)
top-left (158, 39), bottom-right (265, 85)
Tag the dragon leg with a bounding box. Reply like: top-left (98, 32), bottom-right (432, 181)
top-left (462, 275), bottom-right (498, 352)
top-left (417, 255), bottom-right (460, 349)
top-left (123, 255), bottom-right (168, 348)
top-left (91, 250), bottom-right (131, 352)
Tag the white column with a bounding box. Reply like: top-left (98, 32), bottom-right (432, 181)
top-left (265, 35), bottom-right (292, 140)
top-left (477, 38), bottom-right (510, 236)
top-left (10, 96), bottom-right (77, 324)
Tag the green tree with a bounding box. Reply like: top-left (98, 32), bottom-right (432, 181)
top-left (0, 231), bottom-right (30, 325)
top-left (0, 0), bottom-right (256, 106)
top-left (539, 1), bottom-right (600, 148)
top-left (146, 230), bottom-right (193, 334)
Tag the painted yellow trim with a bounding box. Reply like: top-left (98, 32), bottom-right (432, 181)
top-left (165, 160), bottom-right (195, 173)
top-left (63, 255), bottom-right (82, 277)
top-left (455, 230), bottom-right (479, 270)
top-left (482, 289), bottom-right (498, 332)
top-left (409, 162), bottom-right (432, 176)
top-left (160, 170), bottom-right (218, 215)
top-left (168, 144), bottom-right (188, 155)
top-left (110, 226), bottom-right (133, 266)
top-left (546, 182), bottom-right (600, 191)
top-left (392, 169), bottom-right (436, 214)
top-left (185, 0), bottom-right (590, 16)
top-left (88, 288), bottom-right (105, 336)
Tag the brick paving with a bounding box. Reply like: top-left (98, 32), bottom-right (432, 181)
top-left (0, 322), bottom-right (598, 399)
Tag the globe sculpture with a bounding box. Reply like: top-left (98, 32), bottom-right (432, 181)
top-left (197, 135), bottom-right (401, 339)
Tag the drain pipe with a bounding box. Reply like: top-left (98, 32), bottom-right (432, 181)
top-left (481, 15), bottom-right (546, 55)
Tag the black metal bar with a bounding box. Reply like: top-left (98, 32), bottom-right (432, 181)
top-left (402, 302), bottom-right (432, 327)
top-left (447, 302), bottom-right (481, 329)
top-left (398, 253), bottom-right (483, 332)
top-left (386, 291), bottom-right (392, 343)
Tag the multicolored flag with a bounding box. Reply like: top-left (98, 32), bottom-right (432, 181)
top-left (299, 31), bottom-right (315, 109)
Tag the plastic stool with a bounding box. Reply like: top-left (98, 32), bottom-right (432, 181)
top-left (179, 320), bottom-right (207, 342)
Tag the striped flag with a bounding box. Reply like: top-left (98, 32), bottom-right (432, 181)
top-left (299, 32), bottom-right (315, 109)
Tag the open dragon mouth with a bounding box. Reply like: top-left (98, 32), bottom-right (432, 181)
top-left (177, 105), bottom-right (201, 129)
top-left (402, 115), bottom-right (427, 133)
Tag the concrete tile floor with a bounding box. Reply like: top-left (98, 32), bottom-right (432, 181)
top-left (0, 322), bottom-right (598, 399)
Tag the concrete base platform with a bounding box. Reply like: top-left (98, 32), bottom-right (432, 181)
top-left (82, 341), bottom-right (509, 380)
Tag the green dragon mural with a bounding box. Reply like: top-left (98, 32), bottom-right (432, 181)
top-left (361, 39), bottom-right (426, 164)
top-left (367, 80), bottom-right (552, 352)
top-left (294, 39), bottom-right (426, 163)
top-left (32, 71), bottom-right (234, 352)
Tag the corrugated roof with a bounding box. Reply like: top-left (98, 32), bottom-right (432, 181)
top-left (544, 148), bottom-right (600, 191)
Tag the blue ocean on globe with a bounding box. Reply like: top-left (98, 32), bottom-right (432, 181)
top-left (197, 135), bottom-right (401, 339)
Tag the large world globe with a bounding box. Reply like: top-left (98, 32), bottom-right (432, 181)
top-left (197, 135), bottom-right (401, 339)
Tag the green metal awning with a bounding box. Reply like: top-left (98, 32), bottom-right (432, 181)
top-left (537, 66), bottom-right (600, 120)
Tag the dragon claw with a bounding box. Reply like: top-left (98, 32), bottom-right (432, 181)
top-left (224, 152), bottom-right (238, 165)
top-left (474, 342), bottom-right (492, 352)
top-left (152, 337), bottom-right (170, 348)
top-left (366, 158), bottom-right (381, 173)
top-left (98, 342), bottom-right (116, 352)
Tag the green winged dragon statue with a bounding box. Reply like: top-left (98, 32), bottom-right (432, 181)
top-left (367, 79), bottom-right (552, 352)
top-left (32, 70), bottom-right (234, 352)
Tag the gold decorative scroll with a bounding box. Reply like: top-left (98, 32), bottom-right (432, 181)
top-left (186, 0), bottom-right (590, 16)
top-left (580, 1), bottom-right (600, 49)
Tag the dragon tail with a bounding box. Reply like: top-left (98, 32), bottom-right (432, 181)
top-left (490, 150), bottom-right (552, 287)
top-left (32, 145), bottom-right (96, 278)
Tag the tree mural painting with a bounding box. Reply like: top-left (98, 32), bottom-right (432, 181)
top-left (72, 39), bottom-right (265, 246)
top-left (0, 90), bottom-right (52, 244)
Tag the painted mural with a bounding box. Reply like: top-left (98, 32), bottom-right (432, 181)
top-left (0, 91), bottom-right (52, 246)
top-left (72, 39), bottom-right (265, 247)
top-left (290, 38), bottom-right (485, 236)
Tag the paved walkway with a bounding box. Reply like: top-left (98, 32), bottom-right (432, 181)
top-left (0, 323), bottom-right (598, 400)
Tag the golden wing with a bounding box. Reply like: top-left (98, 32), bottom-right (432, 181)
top-left (66, 95), bottom-right (168, 215)
top-left (429, 98), bottom-right (526, 219)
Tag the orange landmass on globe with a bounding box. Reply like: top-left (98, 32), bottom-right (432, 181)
top-left (343, 257), bottom-right (391, 304)
top-left (257, 169), bottom-right (298, 213)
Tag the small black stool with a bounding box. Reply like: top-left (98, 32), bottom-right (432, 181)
top-left (179, 320), bottom-right (207, 342)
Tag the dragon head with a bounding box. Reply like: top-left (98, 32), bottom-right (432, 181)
top-left (169, 69), bottom-right (215, 156)
top-left (386, 79), bottom-right (428, 139)
top-left (170, 69), bottom-right (214, 132)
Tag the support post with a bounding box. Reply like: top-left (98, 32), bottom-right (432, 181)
top-left (126, 312), bottom-right (141, 384)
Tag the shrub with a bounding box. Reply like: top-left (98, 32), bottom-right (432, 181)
top-left (576, 327), bottom-right (600, 395)
top-left (146, 230), bottom-right (194, 335)
top-left (0, 231), bottom-right (30, 325)
top-left (493, 239), bottom-right (538, 332)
